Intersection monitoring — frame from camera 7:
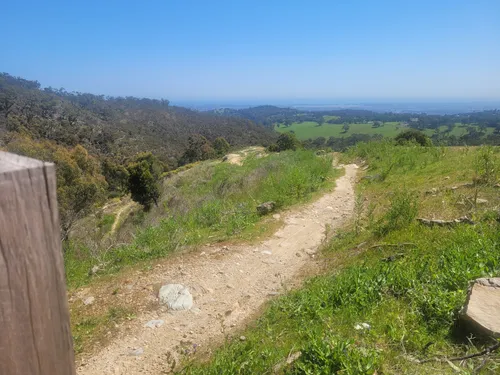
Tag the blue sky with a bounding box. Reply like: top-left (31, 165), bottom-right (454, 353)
top-left (1, 0), bottom-right (499, 101)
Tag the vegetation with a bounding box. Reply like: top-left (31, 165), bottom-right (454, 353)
top-left (5, 134), bottom-right (107, 239)
top-left (395, 129), bottom-right (432, 146)
top-left (127, 152), bottom-right (162, 210)
top-left (0, 72), bottom-right (275, 168)
top-left (183, 143), bottom-right (500, 374)
top-left (65, 150), bottom-right (338, 288)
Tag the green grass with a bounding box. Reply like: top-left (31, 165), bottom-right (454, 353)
top-left (275, 121), bottom-right (403, 140)
top-left (182, 143), bottom-right (500, 374)
top-left (65, 150), bottom-right (339, 288)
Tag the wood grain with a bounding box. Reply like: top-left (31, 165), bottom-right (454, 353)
top-left (0, 151), bottom-right (75, 375)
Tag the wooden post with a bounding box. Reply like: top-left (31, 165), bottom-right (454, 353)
top-left (0, 152), bottom-right (75, 375)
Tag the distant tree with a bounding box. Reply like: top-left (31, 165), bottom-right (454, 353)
top-left (372, 121), bottom-right (382, 128)
top-left (395, 129), bottom-right (432, 146)
top-left (312, 136), bottom-right (326, 147)
top-left (267, 143), bottom-right (280, 152)
top-left (127, 152), bottom-right (162, 210)
top-left (213, 137), bottom-right (230, 157)
top-left (178, 134), bottom-right (216, 165)
top-left (276, 132), bottom-right (301, 151)
top-left (342, 123), bottom-right (350, 133)
top-left (101, 158), bottom-right (130, 195)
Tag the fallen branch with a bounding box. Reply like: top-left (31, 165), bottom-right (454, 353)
top-left (417, 216), bottom-right (475, 227)
top-left (416, 341), bottom-right (500, 364)
top-left (370, 242), bottom-right (416, 249)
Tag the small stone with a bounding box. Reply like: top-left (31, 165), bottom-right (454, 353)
top-left (144, 319), bottom-right (164, 329)
top-left (476, 198), bottom-right (488, 204)
top-left (444, 176), bottom-right (450, 180)
top-left (128, 347), bottom-right (144, 356)
top-left (268, 291), bottom-right (280, 296)
top-left (239, 336), bottom-right (246, 341)
top-left (261, 250), bottom-right (272, 255)
top-left (158, 284), bottom-right (193, 310)
top-left (256, 201), bottom-right (276, 216)
top-left (83, 296), bottom-right (95, 305)
top-left (295, 252), bottom-right (302, 257)
top-left (272, 213), bottom-right (281, 220)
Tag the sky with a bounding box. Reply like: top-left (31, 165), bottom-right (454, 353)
top-left (1, 0), bottom-right (499, 102)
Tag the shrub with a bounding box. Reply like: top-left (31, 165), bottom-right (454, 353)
top-left (276, 132), bottom-right (301, 151)
top-left (395, 129), bottom-right (432, 146)
top-left (374, 189), bottom-right (418, 236)
top-left (127, 153), bottom-right (161, 210)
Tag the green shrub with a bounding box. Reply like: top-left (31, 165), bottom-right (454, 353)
top-left (374, 190), bottom-right (418, 237)
top-left (288, 336), bottom-right (380, 375)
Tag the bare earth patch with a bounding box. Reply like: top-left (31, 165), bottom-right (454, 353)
top-left (76, 164), bottom-right (358, 375)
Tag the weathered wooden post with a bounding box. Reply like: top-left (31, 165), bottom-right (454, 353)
top-left (0, 151), bottom-right (75, 375)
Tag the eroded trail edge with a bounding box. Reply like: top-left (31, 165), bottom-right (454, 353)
top-left (78, 164), bottom-right (358, 375)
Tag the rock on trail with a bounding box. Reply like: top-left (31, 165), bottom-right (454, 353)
top-left (77, 164), bottom-right (358, 375)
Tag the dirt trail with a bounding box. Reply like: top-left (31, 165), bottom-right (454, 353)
top-left (110, 201), bottom-right (136, 235)
top-left (78, 164), bottom-right (358, 375)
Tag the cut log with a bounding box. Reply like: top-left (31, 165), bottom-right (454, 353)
top-left (0, 151), bottom-right (76, 375)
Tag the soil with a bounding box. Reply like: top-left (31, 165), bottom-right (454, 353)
top-left (76, 163), bottom-right (358, 375)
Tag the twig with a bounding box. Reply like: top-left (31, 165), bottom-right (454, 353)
top-left (417, 341), bottom-right (500, 364)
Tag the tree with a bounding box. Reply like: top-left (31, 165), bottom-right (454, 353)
top-left (276, 132), bottom-right (300, 151)
top-left (213, 137), bottom-right (230, 157)
top-left (127, 152), bottom-right (162, 210)
top-left (178, 134), bottom-right (215, 165)
top-left (342, 123), bottom-right (350, 133)
top-left (5, 136), bottom-right (107, 239)
top-left (101, 158), bottom-right (129, 195)
top-left (395, 129), bottom-right (432, 146)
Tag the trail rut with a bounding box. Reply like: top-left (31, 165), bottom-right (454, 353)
top-left (77, 164), bottom-right (358, 375)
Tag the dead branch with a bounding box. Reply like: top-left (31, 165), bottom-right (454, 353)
top-left (417, 216), bottom-right (475, 227)
top-left (417, 341), bottom-right (500, 364)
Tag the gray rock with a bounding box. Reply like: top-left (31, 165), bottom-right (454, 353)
top-left (144, 319), bottom-right (164, 329)
top-left (462, 278), bottom-right (500, 337)
top-left (83, 296), bottom-right (95, 305)
top-left (256, 201), bottom-right (276, 215)
top-left (239, 336), bottom-right (246, 341)
top-left (128, 347), bottom-right (144, 356)
top-left (159, 284), bottom-right (193, 310)
top-left (261, 250), bottom-right (272, 255)
top-left (476, 198), bottom-right (488, 204)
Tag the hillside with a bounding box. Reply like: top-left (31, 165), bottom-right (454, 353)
top-left (0, 73), bottom-right (275, 167)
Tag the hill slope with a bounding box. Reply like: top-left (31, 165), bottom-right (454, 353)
top-left (0, 73), bottom-right (276, 167)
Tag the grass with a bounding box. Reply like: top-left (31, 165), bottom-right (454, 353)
top-left (182, 143), bottom-right (500, 374)
top-left (275, 121), bottom-right (403, 140)
top-left (66, 150), bottom-right (340, 355)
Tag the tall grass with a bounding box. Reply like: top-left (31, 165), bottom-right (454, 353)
top-left (65, 150), bottom-right (337, 288)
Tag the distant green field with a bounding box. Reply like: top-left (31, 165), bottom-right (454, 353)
top-left (322, 115), bottom-right (340, 122)
top-left (276, 121), bottom-right (497, 141)
top-left (274, 121), bottom-right (403, 140)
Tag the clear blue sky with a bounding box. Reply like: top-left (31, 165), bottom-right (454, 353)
top-left (1, 0), bottom-right (499, 102)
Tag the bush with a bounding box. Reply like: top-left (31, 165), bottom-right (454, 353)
top-left (127, 153), bottom-right (161, 210)
top-left (276, 132), bottom-right (301, 151)
top-left (395, 129), bottom-right (432, 146)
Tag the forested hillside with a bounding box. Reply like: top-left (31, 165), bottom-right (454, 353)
top-left (0, 73), bottom-right (275, 166)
